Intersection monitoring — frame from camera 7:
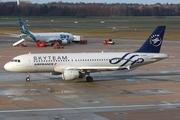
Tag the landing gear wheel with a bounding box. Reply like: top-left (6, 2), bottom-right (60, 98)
top-left (26, 77), bottom-right (30, 82)
top-left (86, 76), bottom-right (93, 82)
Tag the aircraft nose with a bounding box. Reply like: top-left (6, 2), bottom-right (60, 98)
top-left (4, 62), bottom-right (12, 71)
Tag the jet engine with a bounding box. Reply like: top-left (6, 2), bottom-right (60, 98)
top-left (60, 39), bottom-right (68, 44)
top-left (62, 70), bottom-right (83, 80)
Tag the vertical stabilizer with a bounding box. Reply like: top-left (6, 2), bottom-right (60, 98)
top-left (136, 26), bottom-right (166, 53)
top-left (18, 16), bottom-right (37, 42)
top-left (18, 16), bottom-right (30, 34)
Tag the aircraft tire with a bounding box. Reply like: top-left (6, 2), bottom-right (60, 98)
top-left (26, 77), bottom-right (30, 82)
top-left (86, 76), bottom-right (93, 82)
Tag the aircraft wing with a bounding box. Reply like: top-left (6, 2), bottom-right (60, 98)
top-left (54, 66), bottom-right (120, 73)
top-left (67, 66), bottom-right (119, 70)
top-left (45, 36), bottom-right (62, 43)
top-left (45, 38), bottom-right (58, 42)
top-left (69, 66), bottom-right (120, 73)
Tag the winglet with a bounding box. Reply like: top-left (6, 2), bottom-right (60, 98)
top-left (136, 26), bottom-right (166, 53)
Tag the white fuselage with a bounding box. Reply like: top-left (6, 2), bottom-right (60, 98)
top-left (23, 32), bottom-right (74, 43)
top-left (4, 52), bottom-right (168, 73)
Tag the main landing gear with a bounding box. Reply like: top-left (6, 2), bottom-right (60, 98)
top-left (25, 72), bottom-right (94, 82)
top-left (26, 73), bottom-right (30, 82)
top-left (86, 76), bottom-right (93, 82)
top-left (85, 71), bottom-right (93, 82)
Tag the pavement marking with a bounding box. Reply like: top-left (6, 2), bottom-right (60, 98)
top-left (161, 101), bottom-right (171, 104)
top-left (0, 103), bottom-right (180, 113)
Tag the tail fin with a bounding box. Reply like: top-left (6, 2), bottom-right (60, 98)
top-left (18, 16), bottom-right (30, 34)
top-left (136, 26), bottom-right (166, 53)
top-left (18, 16), bottom-right (37, 42)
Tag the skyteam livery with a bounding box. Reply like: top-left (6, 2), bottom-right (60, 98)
top-left (18, 16), bottom-right (74, 45)
top-left (4, 26), bottom-right (168, 82)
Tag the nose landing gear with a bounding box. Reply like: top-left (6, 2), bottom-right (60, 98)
top-left (26, 73), bottom-right (30, 82)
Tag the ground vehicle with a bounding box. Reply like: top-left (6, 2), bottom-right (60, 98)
top-left (103, 39), bottom-right (115, 45)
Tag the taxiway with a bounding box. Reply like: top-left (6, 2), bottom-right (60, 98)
top-left (0, 35), bottom-right (180, 120)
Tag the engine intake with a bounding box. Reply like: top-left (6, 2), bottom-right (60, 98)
top-left (62, 70), bottom-right (83, 80)
top-left (61, 39), bottom-right (68, 44)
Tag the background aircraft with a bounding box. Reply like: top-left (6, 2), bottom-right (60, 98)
top-left (4, 26), bottom-right (168, 82)
top-left (18, 16), bottom-right (74, 47)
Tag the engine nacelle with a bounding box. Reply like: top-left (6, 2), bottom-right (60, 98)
top-left (62, 70), bottom-right (80, 80)
top-left (61, 39), bottom-right (68, 44)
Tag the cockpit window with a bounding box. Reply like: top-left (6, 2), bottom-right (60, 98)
top-left (11, 59), bottom-right (21, 63)
top-left (11, 59), bottom-right (14, 62)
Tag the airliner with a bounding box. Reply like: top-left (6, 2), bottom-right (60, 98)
top-left (4, 26), bottom-right (168, 82)
top-left (18, 16), bottom-right (74, 45)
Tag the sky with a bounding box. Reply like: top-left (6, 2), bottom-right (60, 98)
top-left (2, 0), bottom-right (180, 4)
